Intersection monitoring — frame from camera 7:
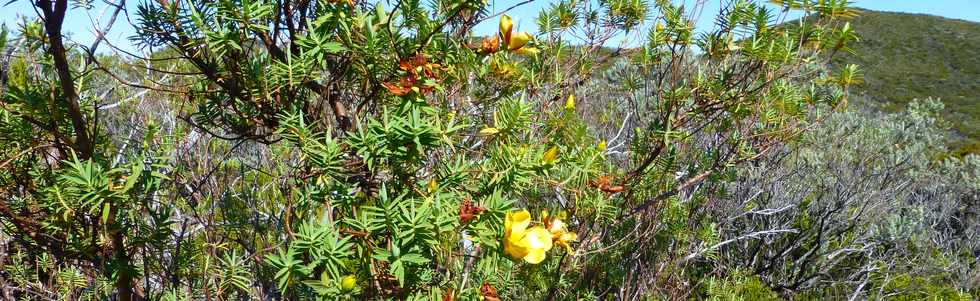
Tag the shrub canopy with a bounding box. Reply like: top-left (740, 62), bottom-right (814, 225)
top-left (6, 1), bottom-right (973, 300)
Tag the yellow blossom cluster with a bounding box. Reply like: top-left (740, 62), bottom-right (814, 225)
top-left (503, 209), bottom-right (578, 264)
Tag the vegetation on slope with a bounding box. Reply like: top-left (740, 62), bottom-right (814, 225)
top-left (0, 0), bottom-right (860, 298)
top-left (829, 9), bottom-right (980, 154)
top-left (1, 1), bottom-right (977, 300)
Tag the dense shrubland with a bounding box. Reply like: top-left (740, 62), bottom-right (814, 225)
top-left (716, 100), bottom-right (978, 299)
top-left (0, 0), bottom-right (976, 300)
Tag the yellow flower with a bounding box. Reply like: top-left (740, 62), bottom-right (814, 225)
top-left (340, 275), bottom-right (357, 291)
top-left (597, 139), bottom-right (606, 152)
top-left (548, 218), bottom-right (578, 254)
top-left (508, 32), bottom-right (532, 51)
top-left (565, 94), bottom-right (575, 110)
top-left (503, 210), bottom-right (554, 264)
top-left (499, 15), bottom-right (532, 51)
top-left (542, 146), bottom-right (559, 165)
top-left (556, 232), bottom-right (578, 254)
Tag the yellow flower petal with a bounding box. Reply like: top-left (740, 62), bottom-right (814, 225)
top-left (508, 234), bottom-right (526, 247)
top-left (519, 227), bottom-right (553, 264)
top-left (542, 146), bottom-right (559, 165)
top-left (565, 94), bottom-right (575, 110)
top-left (499, 15), bottom-right (513, 43)
top-left (504, 210), bottom-right (533, 261)
top-left (507, 210), bottom-right (531, 235)
top-left (559, 232), bottom-right (577, 243)
top-left (508, 32), bottom-right (532, 51)
top-left (523, 248), bottom-right (547, 264)
top-left (524, 227), bottom-right (553, 251)
top-left (504, 237), bottom-right (529, 259)
top-left (556, 232), bottom-right (578, 255)
top-left (548, 219), bottom-right (567, 236)
top-left (341, 275), bottom-right (357, 291)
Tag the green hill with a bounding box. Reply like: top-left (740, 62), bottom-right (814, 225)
top-left (829, 9), bottom-right (980, 154)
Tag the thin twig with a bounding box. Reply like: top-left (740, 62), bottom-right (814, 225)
top-left (0, 144), bottom-right (53, 170)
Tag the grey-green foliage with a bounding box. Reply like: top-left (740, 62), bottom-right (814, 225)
top-left (715, 99), bottom-right (978, 298)
top-left (828, 9), bottom-right (980, 153)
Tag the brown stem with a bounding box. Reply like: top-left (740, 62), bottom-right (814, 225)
top-left (37, 0), bottom-right (94, 159)
top-left (111, 227), bottom-right (135, 301)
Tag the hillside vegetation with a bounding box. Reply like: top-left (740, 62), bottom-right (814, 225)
top-left (830, 9), bottom-right (980, 154)
top-left (0, 1), bottom-right (977, 300)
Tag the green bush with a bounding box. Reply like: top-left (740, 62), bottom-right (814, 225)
top-left (4, 1), bottom-right (971, 300)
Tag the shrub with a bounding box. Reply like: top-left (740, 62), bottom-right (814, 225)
top-left (714, 99), bottom-right (979, 298)
top-left (0, 0), bottom-right (874, 300)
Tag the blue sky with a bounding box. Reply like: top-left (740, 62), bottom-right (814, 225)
top-left (2, 0), bottom-right (978, 53)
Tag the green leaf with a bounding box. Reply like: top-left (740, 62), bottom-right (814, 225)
top-left (319, 42), bottom-right (347, 53)
top-left (122, 163), bottom-right (143, 192)
top-left (400, 253), bottom-right (429, 265)
top-left (101, 202), bottom-right (111, 224)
